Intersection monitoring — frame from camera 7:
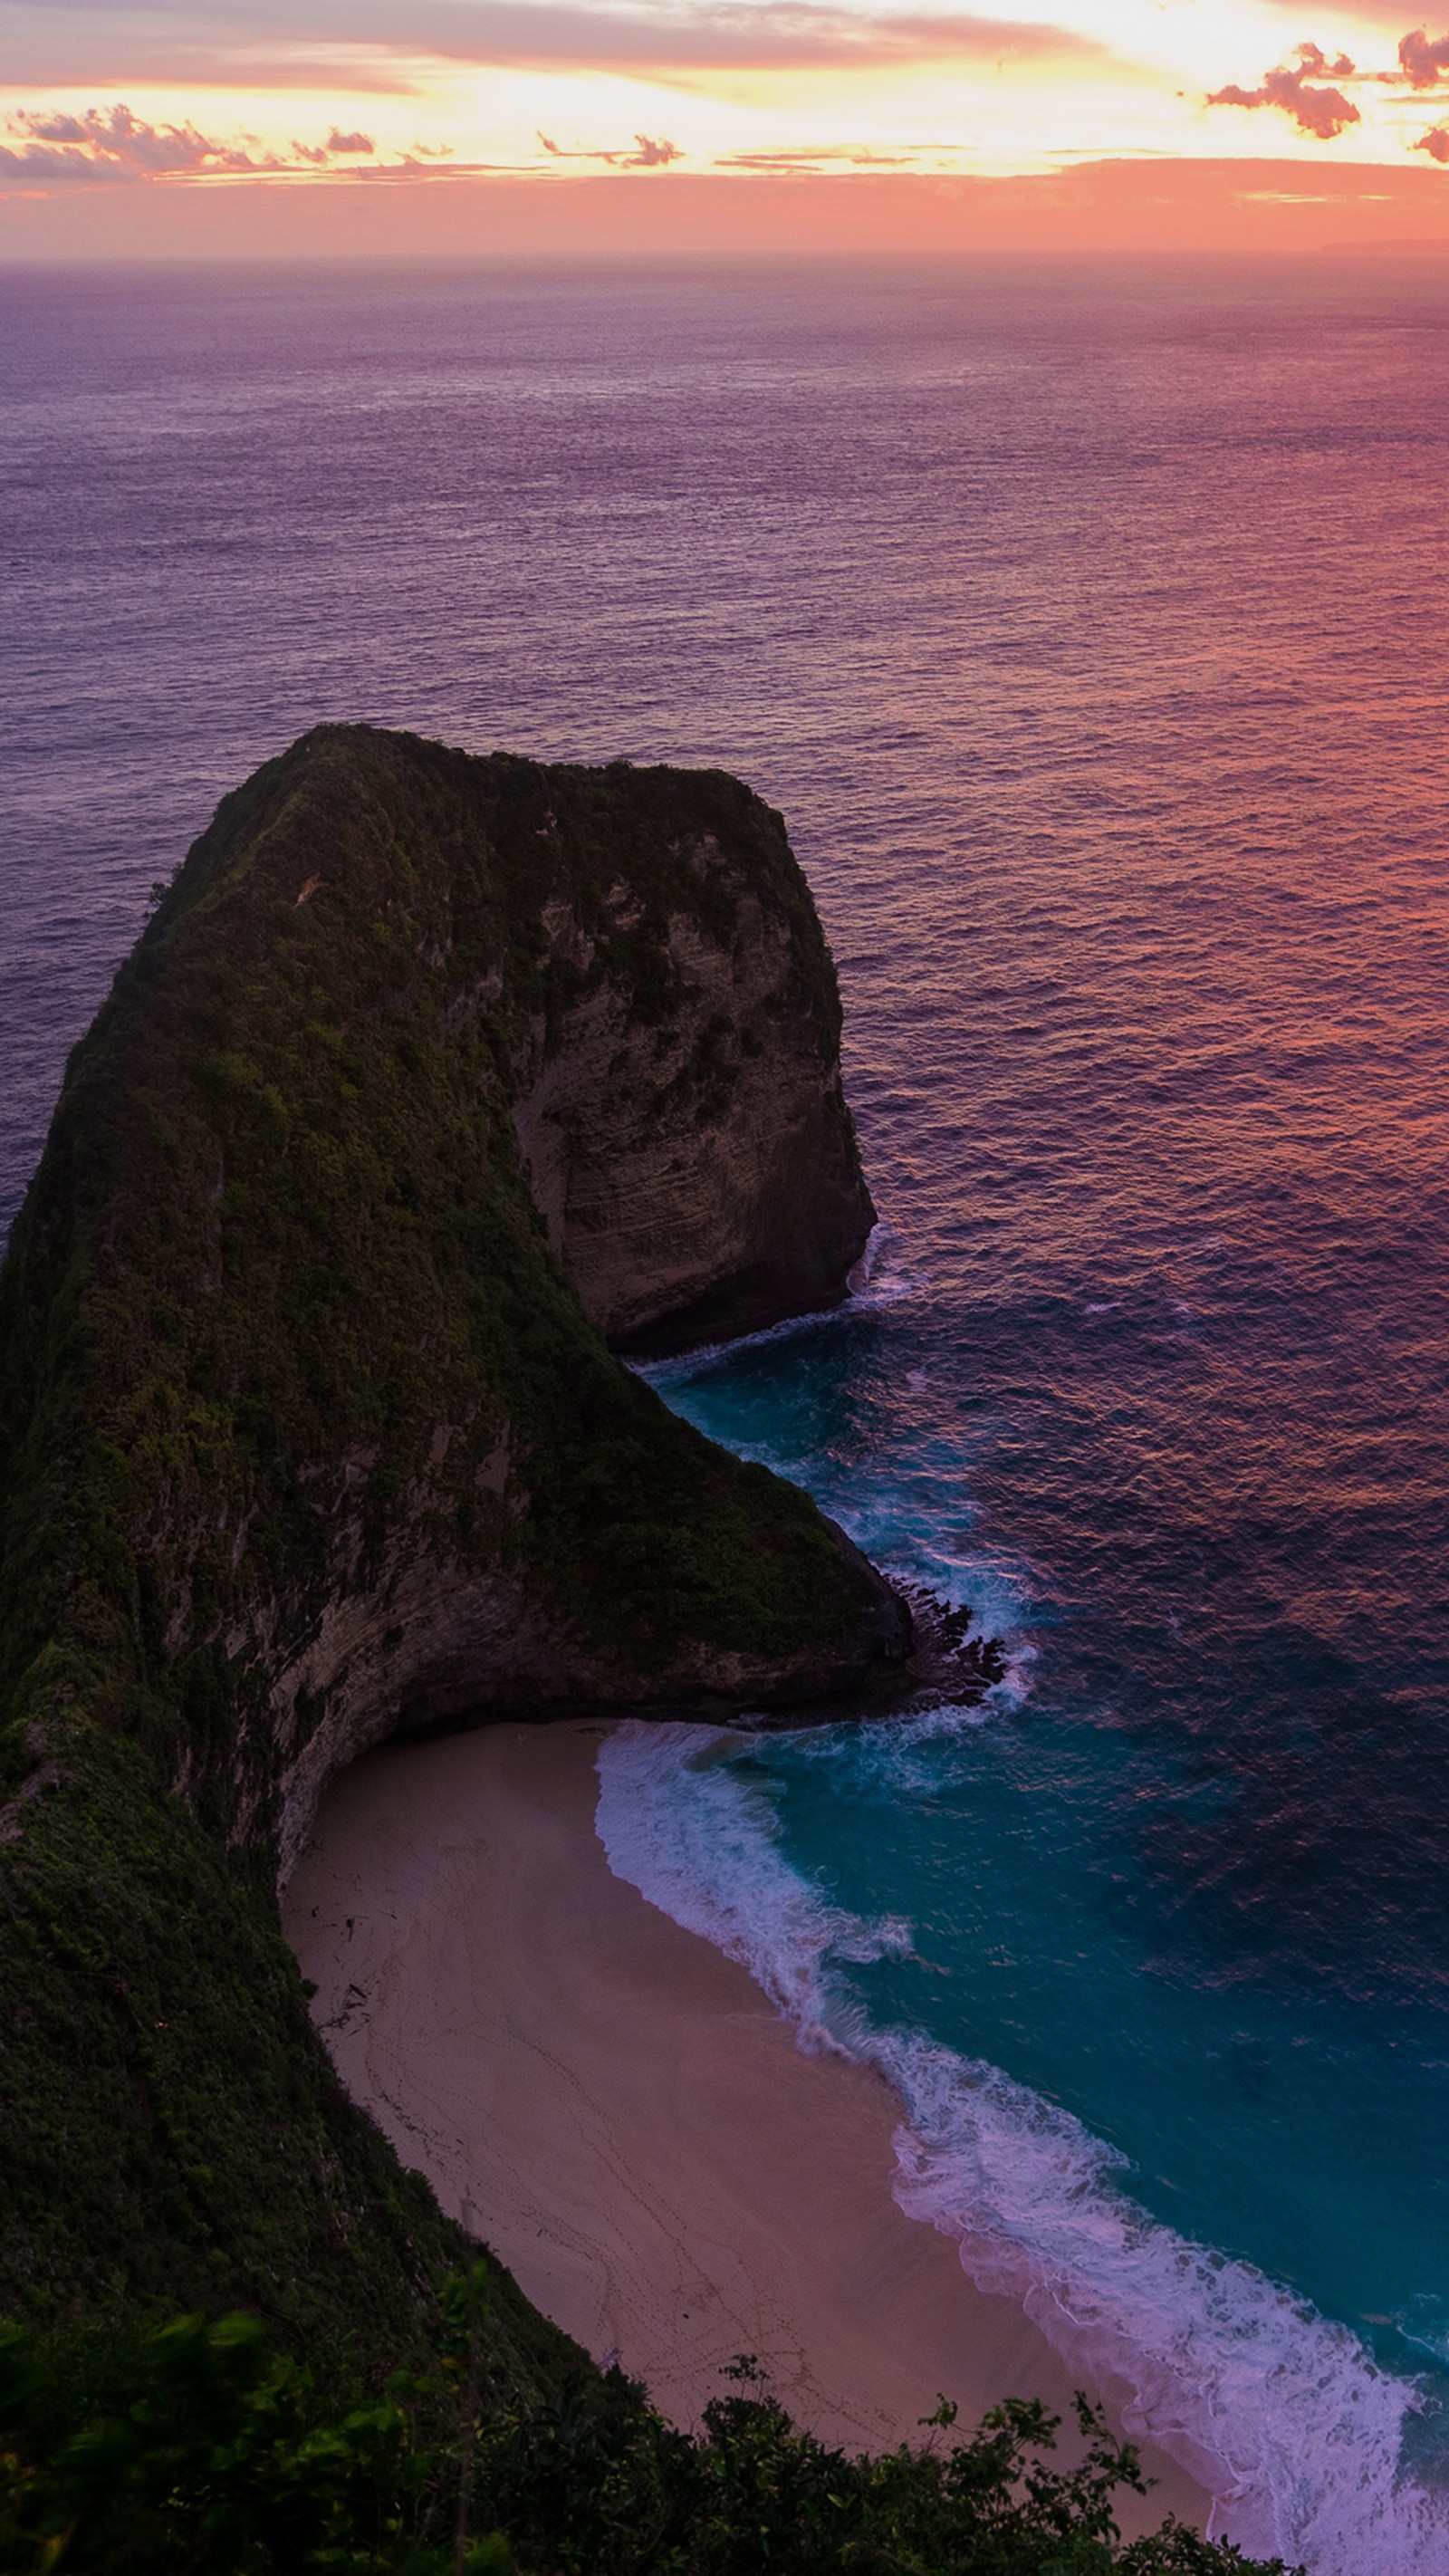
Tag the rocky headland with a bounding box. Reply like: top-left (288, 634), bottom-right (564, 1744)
top-left (0, 724), bottom-right (908, 2358)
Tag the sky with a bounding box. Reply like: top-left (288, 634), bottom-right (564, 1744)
top-left (3, 0), bottom-right (1449, 251)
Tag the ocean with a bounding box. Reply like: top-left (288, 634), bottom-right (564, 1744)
top-left (5, 252), bottom-right (1449, 2569)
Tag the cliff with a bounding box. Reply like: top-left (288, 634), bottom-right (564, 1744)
top-left (0, 724), bottom-right (906, 2351)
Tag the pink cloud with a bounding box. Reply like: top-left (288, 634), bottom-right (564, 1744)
top-left (0, 0), bottom-right (1108, 87)
top-left (626, 133), bottom-right (683, 164)
top-left (1398, 26), bottom-right (1449, 82)
top-left (538, 129), bottom-right (683, 165)
top-left (1415, 120), bottom-right (1449, 152)
top-left (1208, 42), bottom-right (1361, 138)
top-left (719, 143), bottom-right (922, 165)
top-left (1, 103), bottom-right (383, 188)
top-left (2, 102), bottom-right (266, 181)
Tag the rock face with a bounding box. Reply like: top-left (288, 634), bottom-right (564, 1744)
top-left (0, 725), bottom-right (907, 2334)
top-left (511, 844), bottom-right (875, 1356)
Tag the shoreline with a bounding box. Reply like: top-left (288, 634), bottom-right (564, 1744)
top-left (283, 1719), bottom-right (1214, 2537)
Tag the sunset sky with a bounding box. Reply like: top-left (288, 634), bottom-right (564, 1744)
top-left (4, 0), bottom-right (1449, 249)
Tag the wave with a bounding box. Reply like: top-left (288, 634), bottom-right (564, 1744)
top-left (594, 1718), bottom-right (1449, 2574)
top-left (635, 1220), bottom-right (923, 1389)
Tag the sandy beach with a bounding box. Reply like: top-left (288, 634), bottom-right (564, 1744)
top-left (283, 1720), bottom-right (1213, 2536)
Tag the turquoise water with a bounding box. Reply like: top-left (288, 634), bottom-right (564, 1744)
top-left (599, 1226), bottom-right (1449, 2566)
top-left (6, 255), bottom-right (1449, 2567)
top-left (652, 1299), bottom-right (1449, 2373)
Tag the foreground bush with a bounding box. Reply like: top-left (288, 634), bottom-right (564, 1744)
top-left (0, 2278), bottom-right (1291, 2575)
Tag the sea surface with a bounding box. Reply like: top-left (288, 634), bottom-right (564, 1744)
top-left (5, 253), bottom-right (1449, 2569)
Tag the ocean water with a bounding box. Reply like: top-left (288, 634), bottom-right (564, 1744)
top-left (5, 254), bottom-right (1449, 2569)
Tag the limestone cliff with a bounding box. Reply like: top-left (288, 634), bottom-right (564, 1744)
top-left (0, 725), bottom-right (905, 2341)
top-left (510, 831), bottom-right (874, 1356)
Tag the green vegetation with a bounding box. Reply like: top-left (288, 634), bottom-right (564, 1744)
top-left (0, 724), bottom-right (866, 1776)
top-left (1, 2286), bottom-right (1291, 2574)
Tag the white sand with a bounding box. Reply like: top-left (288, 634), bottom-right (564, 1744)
top-left (283, 1719), bottom-right (1213, 2536)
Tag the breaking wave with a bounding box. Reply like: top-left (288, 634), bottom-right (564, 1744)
top-left (595, 1718), bottom-right (1449, 2573)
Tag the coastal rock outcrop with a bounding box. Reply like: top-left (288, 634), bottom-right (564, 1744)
top-left (0, 725), bottom-right (906, 2338)
top-left (511, 845), bottom-right (874, 1356)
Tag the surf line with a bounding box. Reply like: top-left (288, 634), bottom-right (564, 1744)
top-left (594, 1717), bottom-right (1449, 2576)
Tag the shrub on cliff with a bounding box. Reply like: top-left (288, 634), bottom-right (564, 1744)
top-left (0, 2283), bottom-right (1291, 2576)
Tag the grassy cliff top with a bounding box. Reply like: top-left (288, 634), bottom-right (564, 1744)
top-left (0, 726), bottom-right (888, 1802)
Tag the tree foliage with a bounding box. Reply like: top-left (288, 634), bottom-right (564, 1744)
top-left (0, 2279), bottom-right (1294, 2576)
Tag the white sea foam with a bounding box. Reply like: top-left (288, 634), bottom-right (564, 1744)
top-left (632, 1303), bottom-right (845, 1384)
top-left (635, 1220), bottom-right (923, 1391)
top-left (595, 1720), bottom-right (910, 2047)
top-left (847, 1216), bottom-right (921, 1310)
top-left (595, 1720), bottom-right (1449, 2574)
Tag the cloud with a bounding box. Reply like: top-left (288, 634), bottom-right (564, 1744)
top-left (0, 0), bottom-right (1108, 85)
top-left (0, 101), bottom-right (267, 181)
top-left (1399, 25), bottom-right (1449, 83)
top-left (538, 125), bottom-right (683, 160)
top-left (1295, 38), bottom-right (1355, 74)
top-left (0, 101), bottom-right (382, 186)
top-left (1415, 119), bottom-right (1449, 152)
top-left (718, 140), bottom-right (920, 162)
top-left (291, 127), bottom-right (374, 160)
top-left (1207, 42), bottom-right (1360, 139)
